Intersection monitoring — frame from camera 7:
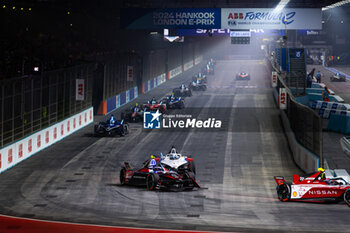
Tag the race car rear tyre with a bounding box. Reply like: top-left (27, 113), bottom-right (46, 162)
top-left (120, 168), bottom-right (126, 185)
top-left (344, 189), bottom-right (350, 206)
top-left (188, 161), bottom-right (196, 175)
top-left (147, 173), bottom-right (160, 190)
top-left (277, 182), bottom-right (291, 202)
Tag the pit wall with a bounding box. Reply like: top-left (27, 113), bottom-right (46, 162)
top-left (0, 107), bottom-right (94, 174)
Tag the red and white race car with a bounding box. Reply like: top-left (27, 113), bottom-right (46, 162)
top-left (143, 98), bottom-right (166, 113)
top-left (275, 168), bottom-right (350, 206)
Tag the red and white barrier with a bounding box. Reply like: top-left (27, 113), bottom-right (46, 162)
top-left (281, 111), bottom-right (320, 173)
top-left (0, 107), bottom-right (93, 174)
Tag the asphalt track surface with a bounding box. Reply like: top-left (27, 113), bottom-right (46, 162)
top-left (1, 60), bottom-right (350, 233)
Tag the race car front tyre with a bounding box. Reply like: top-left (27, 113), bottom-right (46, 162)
top-left (120, 168), bottom-right (126, 185)
top-left (147, 173), bottom-right (160, 190)
top-left (344, 189), bottom-right (350, 206)
top-left (277, 182), bottom-right (291, 202)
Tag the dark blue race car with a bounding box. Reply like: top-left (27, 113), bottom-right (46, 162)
top-left (162, 95), bottom-right (185, 109)
top-left (94, 118), bottom-right (128, 136)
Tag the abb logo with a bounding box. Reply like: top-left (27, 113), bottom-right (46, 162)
top-left (61, 124), bottom-right (64, 136)
top-left (0, 153), bottom-right (1, 168)
top-left (280, 92), bottom-right (286, 105)
top-left (54, 127), bottom-right (57, 140)
top-left (79, 115), bottom-right (82, 126)
top-left (90, 110), bottom-right (92, 120)
top-left (8, 149), bottom-right (13, 164)
top-left (73, 118), bottom-right (76, 129)
top-left (84, 113), bottom-right (87, 123)
top-left (18, 144), bottom-right (23, 158)
top-left (45, 131), bottom-right (49, 144)
top-left (228, 12), bottom-right (244, 19)
top-left (67, 120), bottom-right (70, 132)
top-left (77, 84), bottom-right (83, 96)
top-left (37, 135), bottom-right (41, 148)
top-left (28, 139), bottom-right (32, 153)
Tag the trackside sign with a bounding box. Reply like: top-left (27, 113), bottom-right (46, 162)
top-left (221, 8), bottom-right (322, 30)
top-left (121, 8), bottom-right (322, 30)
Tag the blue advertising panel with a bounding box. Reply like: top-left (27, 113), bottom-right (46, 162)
top-left (121, 8), bottom-right (221, 29)
top-left (177, 29), bottom-right (284, 36)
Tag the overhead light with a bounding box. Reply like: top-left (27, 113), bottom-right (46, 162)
top-left (322, 0), bottom-right (350, 11)
top-left (150, 31), bottom-right (158, 35)
top-left (273, 0), bottom-right (290, 13)
top-left (3, 5), bottom-right (6, 8)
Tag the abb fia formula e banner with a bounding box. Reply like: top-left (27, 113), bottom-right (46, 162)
top-left (121, 8), bottom-right (322, 30)
top-left (0, 107), bottom-right (93, 174)
top-left (272, 71), bottom-right (277, 87)
top-left (222, 8), bottom-right (322, 30)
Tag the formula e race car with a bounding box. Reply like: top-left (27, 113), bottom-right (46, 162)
top-left (330, 73), bottom-right (346, 82)
top-left (189, 82), bottom-right (207, 91)
top-left (143, 98), bottom-right (167, 113)
top-left (122, 105), bottom-right (143, 123)
top-left (236, 72), bottom-right (250, 80)
top-left (192, 73), bottom-right (207, 84)
top-left (274, 168), bottom-right (350, 206)
top-left (162, 96), bottom-right (185, 109)
top-left (160, 147), bottom-right (196, 174)
top-left (173, 85), bottom-right (192, 97)
top-left (94, 119), bottom-right (128, 136)
top-left (119, 159), bottom-right (200, 191)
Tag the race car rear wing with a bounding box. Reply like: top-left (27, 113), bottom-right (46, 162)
top-left (274, 176), bottom-right (286, 185)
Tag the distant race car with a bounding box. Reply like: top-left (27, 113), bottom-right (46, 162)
top-left (122, 105), bottom-right (143, 123)
top-left (94, 119), bottom-right (128, 136)
top-left (236, 72), bottom-right (250, 80)
top-left (143, 99), bottom-right (167, 113)
top-left (173, 85), bottom-right (192, 97)
top-left (160, 147), bottom-right (196, 174)
top-left (189, 82), bottom-right (207, 91)
top-left (162, 96), bottom-right (185, 109)
top-left (274, 168), bottom-right (350, 206)
top-left (192, 73), bottom-right (207, 84)
top-left (119, 158), bottom-right (200, 191)
top-left (330, 73), bottom-right (346, 82)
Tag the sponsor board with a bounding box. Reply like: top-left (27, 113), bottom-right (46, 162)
top-left (221, 8), bottom-right (322, 30)
top-left (279, 88), bottom-right (287, 109)
top-left (169, 66), bottom-right (182, 79)
top-left (121, 8), bottom-right (322, 30)
top-left (272, 71), bottom-right (277, 87)
top-left (0, 107), bottom-right (93, 174)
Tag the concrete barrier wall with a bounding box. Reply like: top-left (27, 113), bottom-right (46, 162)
top-left (0, 107), bottom-right (94, 174)
top-left (281, 110), bottom-right (320, 173)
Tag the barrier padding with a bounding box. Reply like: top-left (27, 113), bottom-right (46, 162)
top-left (98, 86), bottom-right (138, 115)
top-left (328, 114), bottom-right (350, 134)
top-left (311, 101), bottom-right (350, 111)
top-left (0, 107), bottom-right (94, 174)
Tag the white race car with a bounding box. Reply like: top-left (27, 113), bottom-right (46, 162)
top-left (160, 147), bottom-right (196, 174)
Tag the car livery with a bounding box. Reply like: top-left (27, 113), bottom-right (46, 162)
top-left (236, 72), bottom-right (250, 80)
top-left (275, 169), bottom-right (350, 206)
top-left (160, 147), bottom-right (196, 174)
